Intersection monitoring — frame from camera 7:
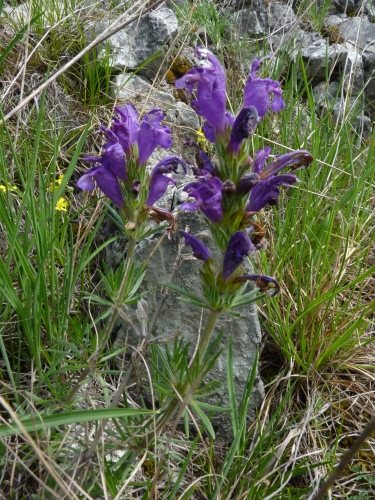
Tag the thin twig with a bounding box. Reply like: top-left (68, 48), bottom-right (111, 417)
top-left (0, 0), bottom-right (165, 125)
top-left (310, 416), bottom-right (375, 500)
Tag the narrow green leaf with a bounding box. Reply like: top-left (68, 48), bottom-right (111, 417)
top-left (0, 408), bottom-right (154, 438)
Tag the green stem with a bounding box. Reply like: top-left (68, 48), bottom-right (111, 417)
top-left (190, 309), bottom-right (221, 371)
top-left (97, 236), bottom-right (136, 352)
top-left (140, 308), bottom-right (222, 442)
top-left (65, 237), bottom-right (137, 404)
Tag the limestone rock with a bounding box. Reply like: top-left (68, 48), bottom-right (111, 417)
top-left (232, 0), bottom-right (297, 37)
top-left (97, 7), bottom-right (178, 78)
top-left (112, 210), bottom-right (264, 440)
top-left (313, 81), bottom-right (371, 138)
top-left (338, 17), bottom-right (375, 54)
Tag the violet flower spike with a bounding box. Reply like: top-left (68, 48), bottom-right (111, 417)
top-left (146, 156), bottom-right (187, 206)
top-left (228, 106), bottom-right (259, 154)
top-left (175, 47), bottom-right (227, 135)
top-left (180, 174), bottom-right (223, 223)
top-left (138, 110), bottom-right (172, 165)
top-left (180, 230), bottom-right (212, 261)
top-left (222, 231), bottom-right (255, 281)
top-left (77, 143), bottom-right (126, 208)
top-left (244, 58), bottom-right (285, 119)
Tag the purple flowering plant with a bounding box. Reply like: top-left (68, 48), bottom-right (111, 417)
top-left (78, 103), bottom-right (186, 240)
top-left (175, 47), bottom-right (313, 308)
top-left (76, 47), bottom-right (313, 446)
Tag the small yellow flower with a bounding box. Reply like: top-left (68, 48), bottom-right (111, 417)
top-left (55, 197), bottom-right (68, 212)
top-left (0, 183), bottom-right (17, 193)
top-left (48, 174), bottom-right (64, 192)
top-left (197, 128), bottom-right (208, 152)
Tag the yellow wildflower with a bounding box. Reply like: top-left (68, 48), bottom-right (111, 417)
top-left (48, 174), bottom-right (64, 192)
top-left (55, 197), bottom-right (68, 212)
top-left (0, 183), bottom-right (16, 193)
top-left (197, 128), bottom-right (208, 152)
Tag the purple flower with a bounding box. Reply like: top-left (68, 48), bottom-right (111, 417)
top-left (78, 143), bottom-right (126, 208)
top-left (258, 150), bottom-right (313, 179)
top-left (234, 274), bottom-right (280, 296)
top-left (112, 103), bottom-right (140, 154)
top-left (175, 47), bottom-right (227, 135)
top-left (180, 174), bottom-right (223, 223)
top-left (202, 111), bottom-right (235, 143)
top-left (228, 106), bottom-right (259, 154)
top-left (236, 173), bottom-right (260, 195)
top-left (244, 58), bottom-right (285, 119)
top-left (253, 147), bottom-right (272, 174)
top-left (247, 174), bottom-right (298, 212)
top-left (246, 150), bottom-right (313, 212)
top-left (222, 231), bottom-right (255, 280)
top-left (138, 110), bottom-right (172, 165)
top-left (146, 156), bottom-right (187, 206)
top-left (180, 230), bottom-right (212, 261)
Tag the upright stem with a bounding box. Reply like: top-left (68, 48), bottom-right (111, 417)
top-left (97, 237), bottom-right (137, 352)
top-left (145, 308), bottom-right (222, 439)
top-left (65, 237), bottom-right (137, 404)
top-left (190, 309), bottom-right (221, 370)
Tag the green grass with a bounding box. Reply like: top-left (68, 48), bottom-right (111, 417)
top-left (0, 0), bottom-right (375, 498)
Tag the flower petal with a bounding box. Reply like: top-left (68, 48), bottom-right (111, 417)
top-left (247, 174), bottom-right (297, 213)
top-left (138, 109), bottom-right (172, 165)
top-left (152, 155), bottom-right (187, 175)
top-left (259, 150), bottom-right (313, 179)
top-left (181, 175), bottom-right (223, 223)
top-left (101, 142), bottom-right (127, 181)
top-left (180, 230), bottom-right (212, 261)
top-left (222, 231), bottom-right (255, 280)
top-left (228, 106), bottom-right (259, 154)
top-left (253, 147), bottom-right (272, 174)
top-left (176, 47), bottom-right (227, 134)
top-left (146, 173), bottom-right (176, 206)
top-left (234, 274), bottom-right (280, 296)
top-left (244, 58), bottom-right (285, 119)
top-left (77, 165), bottom-right (102, 191)
top-left (113, 103), bottom-right (140, 153)
top-left (94, 168), bottom-right (124, 208)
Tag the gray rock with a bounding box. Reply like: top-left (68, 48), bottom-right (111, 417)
top-left (112, 210), bottom-right (264, 440)
top-left (334, 0), bottom-right (366, 14)
top-left (97, 7), bottom-right (178, 78)
top-left (341, 46), bottom-right (364, 95)
top-left (323, 14), bottom-right (347, 29)
top-left (313, 81), bottom-right (371, 138)
top-left (272, 28), bottom-right (348, 85)
top-left (231, 0), bottom-right (297, 37)
top-left (338, 17), bottom-right (375, 54)
top-left (300, 37), bottom-right (348, 83)
top-left (363, 52), bottom-right (375, 117)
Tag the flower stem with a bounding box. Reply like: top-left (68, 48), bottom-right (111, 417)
top-left (65, 237), bottom-right (137, 404)
top-left (98, 236), bottom-right (136, 351)
top-left (191, 308), bottom-right (221, 369)
top-left (140, 308), bottom-right (222, 442)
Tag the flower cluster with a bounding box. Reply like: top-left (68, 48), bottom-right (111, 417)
top-left (176, 47), bottom-right (313, 295)
top-left (77, 104), bottom-right (186, 230)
